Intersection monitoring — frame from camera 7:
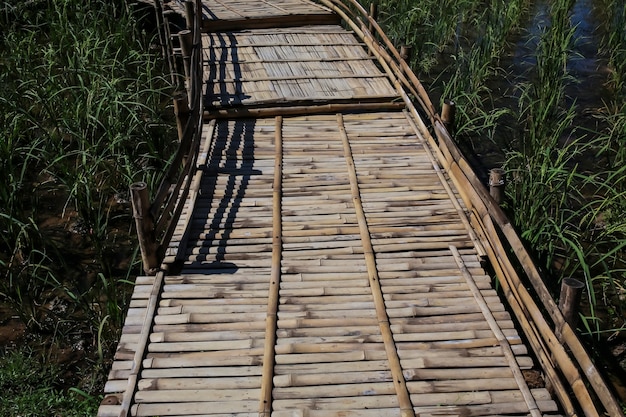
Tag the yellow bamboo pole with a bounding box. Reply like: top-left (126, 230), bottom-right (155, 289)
top-left (337, 113), bottom-right (415, 417)
top-left (259, 116), bottom-right (283, 417)
top-left (449, 245), bottom-right (542, 417)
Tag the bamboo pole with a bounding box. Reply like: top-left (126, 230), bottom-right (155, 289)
top-left (399, 44), bottom-right (412, 62)
top-left (259, 116), bottom-right (283, 417)
top-left (118, 271), bottom-right (165, 417)
top-left (441, 100), bottom-right (456, 133)
top-left (173, 91), bottom-right (190, 144)
top-left (557, 278), bottom-right (584, 340)
top-left (161, 10), bottom-right (178, 85)
top-left (184, 0), bottom-right (194, 31)
top-left (488, 168), bottom-right (506, 205)
top-left (337, 113), bottom-right (415, 417)
top-left (368, 2), bottom-right (378, 34)
top-left (449, 245), bottom-right (542, 417)
top-left (130, 182), bottom-right (159, 275)
top-left (204, 101), bottom-right (404, 119)
top-left (178, 29), bottom-right (193, 88)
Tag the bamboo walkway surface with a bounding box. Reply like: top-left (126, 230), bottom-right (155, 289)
top-left (99, 1), bottom-right (565, 416)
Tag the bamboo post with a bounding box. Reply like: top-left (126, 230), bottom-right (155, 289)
top-left (178, 29), bottom-right (193, 84)
top-left (441, 99), bottom-right (456, 134)
top-left (130, 182), bottom-right (159, 275)
top-left (399, 44), bottom-right (412, 61)
top-left (162, 10), bottom-right (177, 84)
top-left (368, 2), bottom-right (377, 33)
top-left (488, 168), bottom-right (506, 205)
top-left (173, 91), bottom-right (190, 143)
top-left (557, 278), bottom-right (585, 339)
top-left (184, 0), bottom-right (195, 31)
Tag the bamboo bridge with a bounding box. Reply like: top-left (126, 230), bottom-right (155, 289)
top-left (98, 0), bottom-right (624, 416)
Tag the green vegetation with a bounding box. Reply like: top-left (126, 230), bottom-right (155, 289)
top-left (0, 0), bottom-right (176, 413)
top-left (368, 0), bottom-right (625, 339)
top-left (0, 346), bottom-right (99, 416)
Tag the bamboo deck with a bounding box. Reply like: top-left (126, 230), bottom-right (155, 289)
top-left (203, 27), bottom-right (398, 108)
top-left (99, 1), bottom-right (564, 416)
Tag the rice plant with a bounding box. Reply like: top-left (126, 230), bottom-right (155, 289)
top-left (1, 0), bottom-right (177, 408)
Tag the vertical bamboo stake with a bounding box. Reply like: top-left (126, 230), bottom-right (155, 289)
top-left (368, 2), bottom-right (377, 33)
top-left (399, 44), bottom-right (412, 61)
top-left (184, 0), bottom-right (195, 31)
top-left (173, 91), bottom-right (190, 144)
top-left (450, 245), bottom-right (542, 417)
top-left (162, 10), bottom-right (178, 84)
top-left (178, 29), bottom-right (193, 89)
top-left (488, 168), bottom-right (506, 205)
top-left (557, 278), bottom-right (585, 340)
top-left (130, 182), bottom-right (159, 275)
top-left (441, 99), bottom-right (456, 133)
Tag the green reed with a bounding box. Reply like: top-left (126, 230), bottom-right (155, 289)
top-left (1, 0), bottom-right (176, 408)
top-left (371, 0), bottom-right (625, 337)
top-left (504, 0), bottom-right (626, 336)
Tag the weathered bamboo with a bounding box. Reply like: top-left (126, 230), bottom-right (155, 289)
top-left (178, 29), bottom-right (193, 83)
top-left (259, 116), bottom-right (283, 417)
top-left (441, 99), bottom-right (456, 133)
top-left (130, 182), bottom-right (159, 275)
top-left (399, 44), bottom-right (412, 61)
top-left (488, 167), bottom-right (506, 205)
top-left (368, 2), bottom-right (377, 32)
top-left (161, 9), bottom-right (179, 85)
top-left (327, 0), bottom-right (621, 412)
top-left (173, 92), bottom-right (190, 144)
top-left (184, 0), bottom-right (194, 30)
top-left (450, 245), bottom-right (542, 417)
top-left (204, 100), bottom-right (404, 119)
top-left (557, 278), bottom-right (585, 339)
top-left (117, 271), bottom-right (165, 417)
top-left (434, 128), bottom-right (611, 416)
top-left (337, 113), bottom-right (415, 417)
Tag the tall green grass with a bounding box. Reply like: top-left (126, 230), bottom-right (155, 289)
top-left (372, 0), bottom-right (625, 338)
top-left (501, 0), bottom-right (625, 336)
top-left (0, 0), bottom-right (176, 408)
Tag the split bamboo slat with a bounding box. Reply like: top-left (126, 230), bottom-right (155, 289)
top-left (202, 26), bottom-right (397, 109)
top-left (99, 0), bottom-right (619, 415)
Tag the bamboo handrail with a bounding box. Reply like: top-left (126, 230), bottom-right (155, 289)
top-left (131, 0), bottom-right (204, 275)
top-left (317, 0), bottom-right (625, 415)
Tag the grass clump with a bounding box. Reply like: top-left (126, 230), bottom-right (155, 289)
top-left (0, 0), bottom-right (177, 410)
top-left (372, 0), bottom-right (626, 340)
top-left (0, 347), bottom-right (100, 416)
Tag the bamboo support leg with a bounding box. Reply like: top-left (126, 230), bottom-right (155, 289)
top-left (130, 182), bottom-right (159, 275)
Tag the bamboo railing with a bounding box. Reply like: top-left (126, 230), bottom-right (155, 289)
top-left (130, 0), bottom-right (204, 275)
top-left (316, 0), bottom-right (623, 415)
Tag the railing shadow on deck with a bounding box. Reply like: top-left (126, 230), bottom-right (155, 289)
top-left (319, 0), bottom-right (623, 415)
top-left (184, 117), bottom-right (260, 269)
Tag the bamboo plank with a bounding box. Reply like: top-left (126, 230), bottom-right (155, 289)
top-left (134, 388), bottom-right (261, 402)
top-left (141, 365), bottom-right (263, 379)
top-left (132, 401), bottom-right (257, 416)
top-left (272, 410), bottom-right (400, 417)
